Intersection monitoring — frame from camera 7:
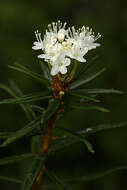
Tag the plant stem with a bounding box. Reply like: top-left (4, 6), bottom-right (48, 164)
top-left (32, 108), bottom-right (64, 190)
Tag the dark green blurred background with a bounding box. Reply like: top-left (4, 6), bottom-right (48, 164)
top-left (0, 0), bottom-right (127, 189)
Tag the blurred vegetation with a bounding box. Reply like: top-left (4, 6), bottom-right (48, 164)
top-left (0, 0), bottom-right (127, 189)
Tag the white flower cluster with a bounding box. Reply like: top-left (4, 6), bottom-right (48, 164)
top-left (32, 21), bottom-right (101, 76)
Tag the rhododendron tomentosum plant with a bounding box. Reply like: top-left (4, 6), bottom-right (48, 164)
top-left (0, 21), bottom-right (126, 190)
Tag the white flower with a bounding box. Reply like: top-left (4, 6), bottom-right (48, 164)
top-left (51, 56), bottom-right (70, 76)
top-left (32, 21), bottom-right (101, 76)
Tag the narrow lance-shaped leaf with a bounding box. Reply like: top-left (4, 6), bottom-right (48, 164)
top-left (56, 127), bottom-right (94, 153)
top-left (76, 55), bottom-right (99, 78)
top-left (43, 98), bottom-right (60, 123)
top-left (72, 88), bottom-right (124, 95)
top-left (9, 80), bottom-right (36, 120)
top-left (0, 116), bottom-right (41, 147)
top-left (50, 138), bottom-right (76, 153)
top-left (63, 165), bottom-right (127, 183)
top-left (39, 61), bottom-right (52, 81)
top-left (12, 63), bottom-right (50, 85)
top-left (21, 157), bottom-right (45, 190)
top-left (30, 105), bottom-right (45, 113)
top-left (8, 63), bottom-right (50, 86)
top-left (68, 91), bottom-right (100, 103)
top-left (0, 176), bottom-right (22, 184)
top-left (75, 55), bottom-right (99, 79)
top-left (0, 84), bottom-right (15, 96)
top-left (46, 169), bottom-right (70, 190)
top-left (0, 83), bottom-right (35, 121)
top-left (42, 165), bottom-right (127, 189)
top-left (79, 121), bottom-right (127, 136)
top-left (70, 67), bottom-right (106, 90)
top-left (31, 136), bottom-right (42, 154)
top-left (0, 91), bottom-right (50, 104)
top-left (0, 132), bottom-right (12, 139)
top-left (70, 104), bottom-right (110, 113)
top-left (51, 122), bottom-right (127, 153)
top-left (0, 153), bottom-right (34, 165)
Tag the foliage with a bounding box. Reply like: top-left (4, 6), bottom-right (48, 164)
top-left (0, 58), bottom-right (126, 190)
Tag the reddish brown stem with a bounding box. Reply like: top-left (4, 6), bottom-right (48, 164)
top-left (32, 108), bottom-right (64, 190)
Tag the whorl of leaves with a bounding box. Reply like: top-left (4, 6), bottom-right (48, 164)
top-left (0, 60), bottom-right (126, 190)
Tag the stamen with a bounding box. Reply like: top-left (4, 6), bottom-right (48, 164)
top-left (58, 20), bottom-right (62, 30)
top-left (52, 22), bottom-right (56, 31)
top-left (35, 30), bottom-right (42, 42)
top-left (63, 22), bottom-right (67, 29)
top-left (95, 33), bottom-right (101, 41)
top-left (71, 26), bottom-right (76, 37)
top-left (35, 30), bottom-right (39, 42)
top-left (68, 27), bottom-right (72, 37)
top-left (38, 33), bottom-right (42, 42)
top-left (48, 24), bottom-right (52, 32)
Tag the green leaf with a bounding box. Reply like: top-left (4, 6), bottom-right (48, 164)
top-left (0, 83), bottom-right (15, 96)
top-left (42, 165), bottom-right (127, 189)
top-left (0, 117), bottom-right (41, 147)
top-left (63, 165), bottom-right (127, 183)
top-left (0, 82), bottom-right (35, 121)
top-left (50, 138), bottom-right (75, 153)
top-left (69, 92), bottom-right (100, 103)
top-left (43, 98), bottom-right (60, 123)
top-left (9, 80), bottom-right (24, 96)
top-left (9, 80), bottom-right (36, 120)
top-left (31, 136), bottom-right (42, 154)
top-left (46, 170), bottom-right (70, 190)
top-left (79, 121), bottom-right (127, 136)
top-left (0, 176), bottom-right (22, 184)
top-left (56, 127), bottom-right (94, 153)
top-left (30, 105), bottom-right (45, 113)
top-left (0, 132), bottom-right (12, 139)
top-left (0, 91), bottom-right (50, 104)
top-left (70, 104), bottom-right (110, 113)
top-left (51, 122), bottom-right (127, 153)
top-left (0, 153), bottom-right (34, 165)
top-left (21, 157), bottom-right (45, 190)
top-left (8, 63), bottom-right (50, 86)
top-left (76, 55), bottom-right (99, 78)
top-left (46, 165), bottom-right (127, 189)
top-left (70, 67), bottom-right (106, 90)
top-left (39, 61), bottom-right (52, 81)
top-left (73, 88), bottom-right (124, 94)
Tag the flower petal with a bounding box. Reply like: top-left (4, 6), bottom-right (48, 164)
top-left (51, 65), bottom-right (59, 76)
top-left (65, 58), bottom-right (71, 66)
top-left (76, 56), bottom-right (86, 62)
top-left (32, 42), bottom-right (43, 50)
top-left (59, 65), bottom-right (67, 74)
top-left (38, 54), bottom-right (45, 59)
